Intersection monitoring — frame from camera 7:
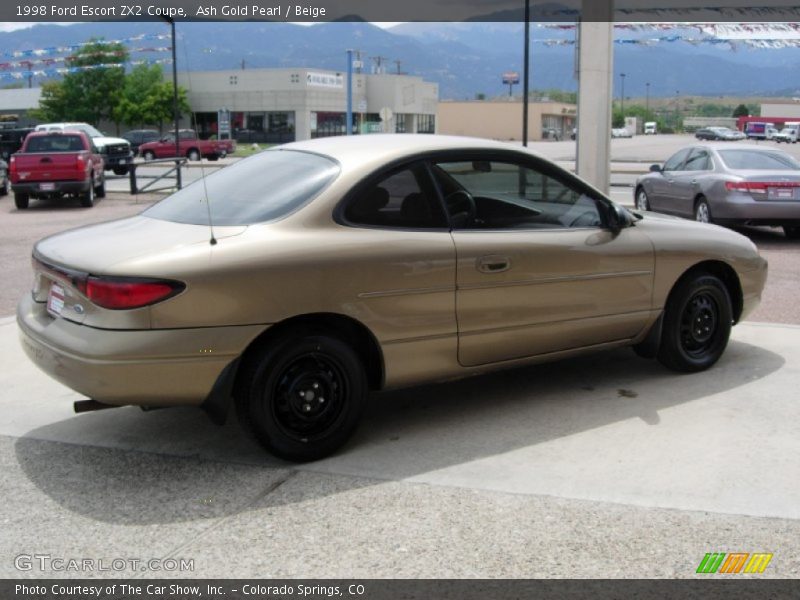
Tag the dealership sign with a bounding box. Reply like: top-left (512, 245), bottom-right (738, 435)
top-left (307, 72), bottom-right (343, 89)
top-left (502, 71), bottom-right (520, 85)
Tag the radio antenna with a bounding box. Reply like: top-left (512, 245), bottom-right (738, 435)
top-left (179, 28), bottom-right (217, 246)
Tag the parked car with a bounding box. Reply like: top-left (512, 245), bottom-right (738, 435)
top-left (35, 123), bottom-right (133, 175)
top-left (138, 129), bottom-right (236, 161)
top-left (0, 127), bottom-right (34, 161)
top-left (18, 135), bottom-right (767, 461)
top-left (9, 130), bottom-right (105, 209)
top-left (695, 127), bottom-right (742, 141)
top-left (122, 129), bottom-right (161, 156)
top-left (0, 158), bottom-right (8, 196)
top-left (634, 143), bottom-right (800, 239)
top-left (644, 121), bottom-right (657, 135)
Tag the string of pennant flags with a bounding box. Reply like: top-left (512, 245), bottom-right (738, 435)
top-left (536, 37), bottom-right (800, 49)
top-left (1, 33), bottom-right (171, 59)
top-left (0, 49), bottom-right (171, 70)
top-left (0, 58), bottom-right (173, 82)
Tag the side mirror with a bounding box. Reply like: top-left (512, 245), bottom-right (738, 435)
top-left (649, 164), bottom-right (662, 173)
top-left (606, 203), bottom-right (631, 234)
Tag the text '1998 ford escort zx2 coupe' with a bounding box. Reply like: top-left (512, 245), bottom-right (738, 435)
top-left (18, 135), bottom-right (768, 461)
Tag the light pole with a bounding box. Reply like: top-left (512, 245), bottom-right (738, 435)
top-left (620, 72), bottom-right (626, 120)
top-left (346, 49), bottom-right (353, 135)
top-left (522, 0), bottom-right (530, 146)
top-left (645, 82), bottom-right (650, 120)
top-left (158, 15), bottom-right (181, 189)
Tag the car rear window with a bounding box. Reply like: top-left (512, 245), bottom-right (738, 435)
top-left (25, 135), bottom-right (85, 153)
top-left (143, 149), bottom-right (340, 226)
top-left (718, 150), bottom-right (800, 171)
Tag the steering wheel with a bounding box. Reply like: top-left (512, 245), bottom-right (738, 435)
top-left (444, 189), bottom-right (477, 228)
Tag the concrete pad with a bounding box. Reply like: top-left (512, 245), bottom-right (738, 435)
top-left (1, 317), bottom-right (798, 520)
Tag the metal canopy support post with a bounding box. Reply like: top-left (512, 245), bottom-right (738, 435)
top-left (346, 49), bottom-right (353, 136)
top-left (160, 15), bottom-right (182, 190)
top-left (576, 0), bottom-right (614, 194)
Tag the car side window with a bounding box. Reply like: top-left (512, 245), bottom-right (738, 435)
top-left (683, 149), bottom-right (711, 171)
top-left (663, 148), bottom-right (691, 172)
top-left (344, 164), bottom-right (448, 229)
top-left (433, 160), bottom-right (603, 231)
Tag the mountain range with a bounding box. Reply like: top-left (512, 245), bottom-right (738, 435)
top-left (2, 21), bottom-right (800, 100)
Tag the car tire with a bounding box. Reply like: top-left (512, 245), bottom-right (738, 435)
top-left (112, 166), bottom-right (129, 176)
top-left (657, 273), bottom-right (732, 373)
top-left (143, 151), bottom-right (155, 161)
top-left (784, 225), bottom-right (800, 240)
top-left (187, 149), bottom-right (201, 161)
top-left (95, 174), bottom-right (106, 199)
top-left (0, 175), bottom-right (8, 196)
top-left (694, 197), bottom-right (712, 224)
top-left (14, 192), bottom-right (29, 209)
top-left (635, 187), bottom-right (650, 211)
top-left (235, 333), bottom-right (368, 462)
top-left (80, 178), bottom-right (95, 208)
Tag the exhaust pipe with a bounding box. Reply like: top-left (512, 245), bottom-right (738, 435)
top-left (73, 399), bottom-right (120, 414)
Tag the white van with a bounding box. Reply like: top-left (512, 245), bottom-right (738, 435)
top-left (775, 122), bottom-right (800, 144)
top-left (644, 121), bottom-right (657, 135)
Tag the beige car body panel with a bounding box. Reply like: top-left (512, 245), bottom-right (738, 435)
top-left (17, 135), bottom-right (767, 407)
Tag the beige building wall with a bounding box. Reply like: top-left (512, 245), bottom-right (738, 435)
top-left (761, 103), bottom-right (800, 119)
top-left (438, 100), bottom-right (576, 142)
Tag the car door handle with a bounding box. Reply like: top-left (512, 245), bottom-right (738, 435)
top-left (690, 179), bottom-right (698, 185)
top-left (477, 255), bottom-right (510, 273)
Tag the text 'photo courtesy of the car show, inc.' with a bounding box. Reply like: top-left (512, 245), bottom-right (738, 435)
top-left (2, 0), bottom-right (800, 598)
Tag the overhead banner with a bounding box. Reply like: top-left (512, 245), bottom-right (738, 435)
top-left (4, 1), bottom-right (800, 23)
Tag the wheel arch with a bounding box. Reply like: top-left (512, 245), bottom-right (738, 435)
top-left (668, 260), bottom-right (744, 324)
top-left (202, 312), bottom-right (384, 426)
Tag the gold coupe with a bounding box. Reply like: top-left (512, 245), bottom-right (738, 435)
top-left (18, 135), bottom-right (767, 461)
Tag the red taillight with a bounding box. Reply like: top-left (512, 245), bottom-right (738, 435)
top-left (725, 181), bottom-right (800, 193)
top-left (9, 155), bottom-right (17, 180)
top-left (84, 277), bottom-right (184, 310)
top-left (76, 153), bottom-right (85, 171)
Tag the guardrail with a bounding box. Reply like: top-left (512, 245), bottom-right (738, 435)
top-left (128, 157), bottom-right (187, 195)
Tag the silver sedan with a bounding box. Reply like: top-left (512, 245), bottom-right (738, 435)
top-left (634, 144), bottom-right (800, 239)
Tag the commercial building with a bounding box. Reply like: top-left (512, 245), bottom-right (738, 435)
top-left (761, 102), bottom-right (800, 119)
top-left (0, 87), bottom-right (42, 127)
top-left (176, 68), bottom-right (439, 143)
top-left (437, 99), bottom-right (577, 142)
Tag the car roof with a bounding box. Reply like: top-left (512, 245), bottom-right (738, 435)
top-left (280, 134), bottom-right (533, 169)
top-left (701, 143), bottom-right (786, 152)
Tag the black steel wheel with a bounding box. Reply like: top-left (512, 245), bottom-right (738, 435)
top-left (80, 177), bottom-right (95, 207)
top-left (14, 192), bottom-right (29, 209)
top-left (657, 274), bottom-right (732, 372)
top-left (236, 333), bottom-right (368, 461)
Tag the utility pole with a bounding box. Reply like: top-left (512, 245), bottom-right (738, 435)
top-left (646, 82), bottom-right (650, 119)
top-left (159, 15), bottom-right (181, 189)
top-left (370, 56), bottom-right (388, 74)
top-left (393, 60), bottom-right (403, 75)
top-left (620, 72), bottom-right (626, 120)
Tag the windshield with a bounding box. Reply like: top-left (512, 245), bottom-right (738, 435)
top-left (143, 150), bottom-right (340, 226)
top-left (718, 149), bottom-right (800, 170)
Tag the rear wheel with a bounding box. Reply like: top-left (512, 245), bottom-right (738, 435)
top-left (143, 150), bottom-right (155, 161)
top-left (657, 274), bottom-right (732, 372)
top-left (0, 175), bottom-right (8, 196)
top-left (694, 197), bottom-right (712, 224)
top-left (784, 225), bottom-right (800, 240)
top-left (187, 148), bottom-right (201, 161)
top-left (14, 192), bottom-right (29, 209)
top-left (80, 177), bottom-right (95, 208)
top-left (235, 333), bottom-right (368, 462)
top-left (635, 187), bottom-right (650, 211)
top-left (112, 166), bottom-right (129, 176)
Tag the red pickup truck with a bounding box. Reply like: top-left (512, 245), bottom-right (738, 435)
top-left (138, 129), bottom-right (235, 161)
top-left (9, 131), bottom-right (105, 209)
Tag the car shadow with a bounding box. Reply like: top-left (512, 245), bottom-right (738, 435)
top-left (13, 338), bottom-right (785, 525)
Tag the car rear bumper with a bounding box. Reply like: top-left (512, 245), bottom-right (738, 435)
top-left (12, 180), bottom-right (89, 195)
top-left (17, 293), bottom-right (266, 407)
top-left (712, 195), bottom-right (800, 226)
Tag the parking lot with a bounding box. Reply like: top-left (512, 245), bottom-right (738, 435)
top-left (1, 134), bottom-right (799, 579)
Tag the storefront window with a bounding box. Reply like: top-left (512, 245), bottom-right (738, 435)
top-left (417, 114), bottom-right (435, 134)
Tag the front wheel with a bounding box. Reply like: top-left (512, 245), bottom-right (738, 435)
top-left (0, 175), bottom-right (8, 196)
top-left (112, 166), bottom-right (129, 176)
top-left (187, 149), bottom-right (201, 161)
top-left (14, 192), bottom-right (29, 209)
top-left (635, 187), bottom-right (650, 211)
top-left (235, 334), bottom-right (368, 462)
top-left (143, 150), bottom-right (155, 161)
top-left (695, 198), bottom-right (712, 223)
top-left (657, 274), bottom-right (732, 372)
